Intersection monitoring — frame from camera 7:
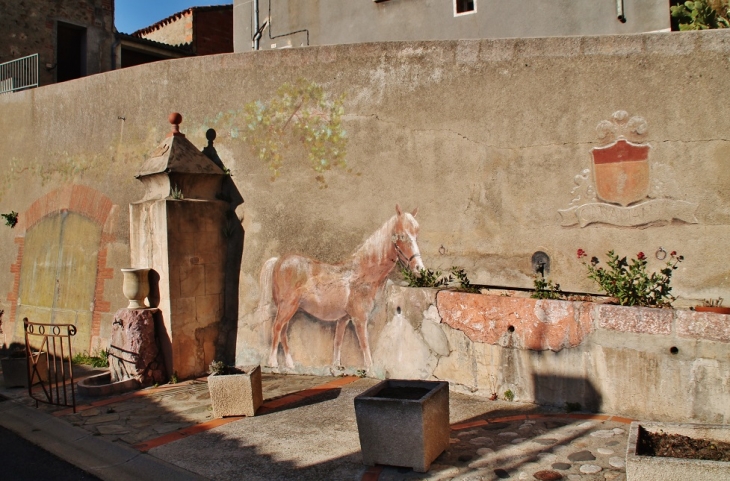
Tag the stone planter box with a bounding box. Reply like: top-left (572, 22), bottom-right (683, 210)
top-left (1, 352), bottom-right (48, 388)
top-left (208, 365), bottom-right (263, 418)
top-left (354, 379), bottom-right (449, 472)
top-left (626, 421), bottom-right (730, 480)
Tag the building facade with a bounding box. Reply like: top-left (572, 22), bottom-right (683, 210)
top-left (132, 5), bottom-right (233, 57)
top-left (234, 0), bottom-right (672, 52)
top-left (0, 0), bottom-right (115, 87)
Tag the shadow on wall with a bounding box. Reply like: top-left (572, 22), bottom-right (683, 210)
top-left (203, 128), bottom-right (244, 365)
top-left (532, 373), bottom-right (603, 413)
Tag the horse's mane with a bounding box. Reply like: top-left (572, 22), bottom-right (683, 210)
top-left (350, 214), bottom-right (399, 267)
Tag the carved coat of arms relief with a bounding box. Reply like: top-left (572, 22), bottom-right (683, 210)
top-left (559, 111), bottom-right (698, 228)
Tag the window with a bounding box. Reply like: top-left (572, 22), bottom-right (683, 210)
top-left (455, 0), bottom-right (476, 15)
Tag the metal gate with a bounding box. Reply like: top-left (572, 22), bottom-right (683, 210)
top-left (23, 318), bottom-right (77, 412)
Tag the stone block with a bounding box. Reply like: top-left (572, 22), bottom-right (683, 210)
top-left (437, 292), bottom-right (593, 351)
top-left (626, 421), bottom-right (730, 480)
top-left (597, 304), bottom-right (672, 335)
top-left (208, 365), bottom-right (263, 418)
top-left (1, 352), bottom-right (47, 388)
top-left (109, 308), bottom-right (165, 385)
top-left (354, 380), bottom-right (449, 472)
top-left (676, 309), bottom-right (730, 343)
top-left (180, 263), bottom-right (206, 298)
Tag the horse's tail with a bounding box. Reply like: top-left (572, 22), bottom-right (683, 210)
top-left (256, 257), bottom-right (278, 324)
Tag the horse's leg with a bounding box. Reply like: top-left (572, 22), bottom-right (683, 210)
top-left (268, 300), bottom-right (298, 368)
top-left (351, 314), bottom-right (374, 370)
top-left (332, 317), bottom-right (349, 367)
top-left (280, 324), bottom-right (295, 369)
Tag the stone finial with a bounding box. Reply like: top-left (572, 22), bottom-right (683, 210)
top-left (168, 112), bottom-right (185, 138)
top-left (206, 128), bottom-right (216, 144)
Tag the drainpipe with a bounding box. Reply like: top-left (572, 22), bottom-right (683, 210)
top-left (111, 35), bottom-right (121, 70)
top-left (252, 0), bottom-right (260, 50)
top-left (616, 0), bottom-right (626, 23)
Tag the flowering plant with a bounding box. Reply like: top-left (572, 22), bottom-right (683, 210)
top-left (577, 249), bottom-right (684, 307)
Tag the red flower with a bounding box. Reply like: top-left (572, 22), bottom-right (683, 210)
top-left (577, 249), bottom-right (586, 259)
top-left (670, 251), bottom-right (677, 256)
top-left (637, 252), bottom-right (646, 260)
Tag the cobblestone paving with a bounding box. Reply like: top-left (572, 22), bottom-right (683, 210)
top-left (1, 371), bottom-right (335, 447)
top-left (378, 416), bottom-right (628, 481)
top-left (69, 374), bottom-right (331, 446)
top-left (1, 368), bottom-right (631, 481)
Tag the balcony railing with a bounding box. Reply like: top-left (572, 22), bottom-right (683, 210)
top-left (0, 54), bottom-right (39, 94)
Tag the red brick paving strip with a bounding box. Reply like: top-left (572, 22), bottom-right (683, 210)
top-left (450, 413), bottom-right (633, 431)
top-left (53, 378), bottom-right (209, 417)
top-left (362, 465), bottom-right (384, 481)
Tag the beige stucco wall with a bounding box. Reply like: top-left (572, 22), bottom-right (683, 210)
top-left (0, 31), bottom-right (729, 384)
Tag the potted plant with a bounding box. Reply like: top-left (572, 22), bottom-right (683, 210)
top-left (207, 361), bottom-right (263, 418)
top-left (354, 379), bottom-right (450, 473)
top-left (694, 298), bottom-right (730, 315)
top-left (626, 421), bottom-right (730, 480)
top-left (1, 342), bottom-right (48, 388)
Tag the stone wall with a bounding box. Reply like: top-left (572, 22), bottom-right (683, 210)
top-left (373, 286), bottom-right (730, 424)
top-left (0, 31), bottom-right (729, 394)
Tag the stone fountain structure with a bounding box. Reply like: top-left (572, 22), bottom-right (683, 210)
top-left (79, 113), bottom-right (227, 395)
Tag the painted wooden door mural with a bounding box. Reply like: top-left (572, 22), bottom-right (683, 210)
top-left (15, 212), bottom-right (100, 351)
top-left (8, 185), bottom-right (116, 354)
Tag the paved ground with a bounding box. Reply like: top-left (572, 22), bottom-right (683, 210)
top-left (0, 424), bottom-right (101, 480)
top-left (0, 366), bottom-right (630, 481)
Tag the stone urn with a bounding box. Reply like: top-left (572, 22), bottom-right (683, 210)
top-left (354, 379), bottom-right (450, 472)
top-left (121, 268), bottom-right (150, 309)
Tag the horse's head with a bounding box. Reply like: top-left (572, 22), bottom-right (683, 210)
top-left (392, 204), bottom-right (425, 273)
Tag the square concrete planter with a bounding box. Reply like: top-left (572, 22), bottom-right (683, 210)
top-left (354, 379), bottom-right (449, 472)
top-left (627, 421), bottom-right (730, 480)
top-left (208, 365), bottom-right (263, 418)
top-left (1, 352), bottom-right (48, 388)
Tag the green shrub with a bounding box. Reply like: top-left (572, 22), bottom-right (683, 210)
top-left (531, 276), bottom-right (564, 300)
top-left (671, 0), bottom-right (729, 30)
top-left (577, 249), bottom-right (683, 307)
top-left (71, 349), bottom-right (109, 368)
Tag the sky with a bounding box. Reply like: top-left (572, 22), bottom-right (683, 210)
top-left (115, 0), bottom-right (233, 34)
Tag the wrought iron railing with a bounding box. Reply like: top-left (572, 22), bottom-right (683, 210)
top-left (23, 318), bottom-right (77, 412)
top-left (0, 54), bottom-right (39, 94)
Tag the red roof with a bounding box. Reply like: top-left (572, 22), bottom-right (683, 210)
top-left (131, 5), bottom-right (232, 37)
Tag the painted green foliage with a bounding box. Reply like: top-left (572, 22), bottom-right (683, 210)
top-left (241, 79), bottom-right (348, 185)
top-left (203, 79), bottom-right (348, 185)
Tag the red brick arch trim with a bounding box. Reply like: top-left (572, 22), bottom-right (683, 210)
top-left (6, 185), bottom-right (117, 350)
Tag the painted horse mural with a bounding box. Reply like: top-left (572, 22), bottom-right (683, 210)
top-left (258, 205), bottom-right (425, 369)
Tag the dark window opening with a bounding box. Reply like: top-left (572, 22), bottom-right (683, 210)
top-left (121, 48), bottom-right (170, 69)
top-left (456, 0), bottom-right (476, 14)
top-left (57, 22), bottom-right (86, 82)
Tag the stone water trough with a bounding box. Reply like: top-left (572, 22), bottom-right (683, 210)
top-left (626, 421), bottom-right (730, 480)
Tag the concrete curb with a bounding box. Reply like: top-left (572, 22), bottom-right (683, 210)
top-left (0, 399), bottom-right (206, 481)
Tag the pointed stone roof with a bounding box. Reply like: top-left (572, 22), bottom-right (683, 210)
top-left (136, 113), bottom-right (225, 178)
